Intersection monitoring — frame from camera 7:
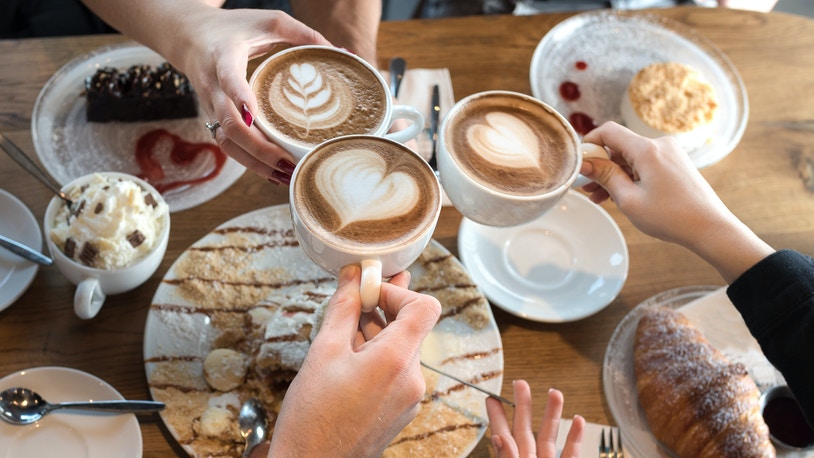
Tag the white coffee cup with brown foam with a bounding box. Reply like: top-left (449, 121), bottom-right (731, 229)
top-left (250, 45), bottom-right (424, 161)
top-left (437, 90), bottom-right (608, 227)
top-left (289, 135), bottom-right (442, 312)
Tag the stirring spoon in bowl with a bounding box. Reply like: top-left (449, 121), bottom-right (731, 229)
top-left (0, 387), bottom-right (165, 425)
top-left (0, 132), bottom-right (73, 207)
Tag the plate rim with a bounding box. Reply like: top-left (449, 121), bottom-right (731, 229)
top-left (0, 188), bottom-right (42, 312)
top-left (458, 190), bottom-right (629, 323)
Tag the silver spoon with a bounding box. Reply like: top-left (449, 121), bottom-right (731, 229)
top-left (0, 132), bottom-right (73, 207)
top-left (239, 398), bottom-right (269, 458)
top-left (389, 57), bottom-right (406, 99)
top-left (0, 387), bottom-right (165, 425)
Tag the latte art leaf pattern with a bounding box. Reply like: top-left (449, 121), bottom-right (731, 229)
top-left (271, 63), bottom-right (354, 138)
top-left (318, 149), bottom-right (420, 229)
top-left (467, 112), bottom-right (542, 169)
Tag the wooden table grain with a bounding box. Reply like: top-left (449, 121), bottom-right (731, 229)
top-left (2, 7), bottom-right (814, 457)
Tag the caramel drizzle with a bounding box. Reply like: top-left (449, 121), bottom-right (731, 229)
top-left (191, 240), bottom-right (299, 252)
top-left (440, 348), bottom-right (501, 366)
top-left (423, 370), bottom-right (504, 403)
top-left (148, 382), bottom-right (210, 394)
top-left (144, 355), bottom-right (200, 363)
top-left (161, 276), bottom-right (335, 290)
top-left (438, 296), bottom-right (487, 321)
top-left (388, 422), bottom-right (485, 446)
top-left (214, 226), bottom-right (295, 237)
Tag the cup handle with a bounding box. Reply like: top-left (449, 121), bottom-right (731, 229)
top-left (572, 142), bottom-right (611, 188)
top-left (384, 105), bottom-right (425, 144)
top-left (359, 259), bottom-right (382, 313)
top-left (74, 278), bottom-right (106, 320)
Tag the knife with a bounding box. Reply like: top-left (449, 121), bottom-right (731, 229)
top-left (421, 361), bottom-right (515, 407)
top-left (428, 84), bottom-right (440, 170)
top-left (0, 234), bottom-right (53, 266)
top-left (389, 57), bottom-right (406, 99)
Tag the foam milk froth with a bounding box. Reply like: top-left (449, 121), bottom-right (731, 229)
top-left (294, 138), bottom-right (439, 248)
top-left (254, 48), bottom-right (387, 147)
top-left (446, 93), bottom-right (577, 195)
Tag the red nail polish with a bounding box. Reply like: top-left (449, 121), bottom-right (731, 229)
top-left (241, 103), bottom-right (253, 127)
top-left (267, 177), bottom-right (280, 186)
top-left (272, 170), bottom-right (291, 186)
top-left (276, 159), bottom-right (296, 175)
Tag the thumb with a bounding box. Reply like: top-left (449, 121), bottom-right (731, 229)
top-left (581, 156), bottom-right (637, 203)
top-left (315, 265), bottom-right (362, 343)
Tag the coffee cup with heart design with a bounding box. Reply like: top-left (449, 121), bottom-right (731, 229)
top-left (289, 135), bottom-right (442, 312)
top-left (250, 45), bottom-right (425, 161)
top-left (436, 90), bottom-right (608, 227)
top-left (44, 172), bottom-right (170, 319)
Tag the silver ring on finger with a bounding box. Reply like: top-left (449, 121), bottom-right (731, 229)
top-left (205, 121), bottom-right (221, 138)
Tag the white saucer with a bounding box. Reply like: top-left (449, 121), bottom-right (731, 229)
top-left (0, 367), bottom-right (142, 458)
top-left (0, 189), bottom-right (42, 312)
top-left (458, 191), bottom-right (628, 322)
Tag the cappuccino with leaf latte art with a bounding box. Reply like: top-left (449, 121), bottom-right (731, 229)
top-left (252, 47), bottom-right (388, 149)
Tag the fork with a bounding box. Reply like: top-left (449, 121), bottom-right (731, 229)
top-left (599, 427), bottom-right (624, 458)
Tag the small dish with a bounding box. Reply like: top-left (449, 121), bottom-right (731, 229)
top-left (0, 366), bottom-right (142, 457)
top-left (529, 10), bottom-right (748, 169)
top-left (0, 189), bottom-right (42, 312)
top-left (458, 190), bottom-right (628, 322)
top-left (760, 385), bottom-right (814, 452)
top-left (31, 41), bottom-right (246, 212)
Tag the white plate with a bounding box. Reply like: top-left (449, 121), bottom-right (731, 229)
top-left (0, 189), bottom-right (42, 312)
top-left (31, 41), bottom-right (246, 213)
top-left (0, 366), bottom-right (142, 458)
top-left (458, 190), bottom-right (628, 322)
top-left (530, 10), bottom-right (748, 169)
top-left (144, 204), bottom-right (503, 457)
top-left (602, 286), bottom-right (787, 458)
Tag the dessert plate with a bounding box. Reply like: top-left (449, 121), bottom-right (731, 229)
top-left (0, 366), bottom-right (142, 457)
top-left (458, 191), bottom-right (628, 322)
top-left (144, 204), bottom-right (503, 457)
top-left (31, 41), bottom-right (246, 212)
top-left (602, 286), bottom-right (786, 458)
top-left (0, 189), bottom-right (42, 312)
top-left (530, 10), bottom-right (748, 169)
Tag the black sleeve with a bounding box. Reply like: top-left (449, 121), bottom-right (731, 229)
top-left (727, 249), bottom-right (814, 428)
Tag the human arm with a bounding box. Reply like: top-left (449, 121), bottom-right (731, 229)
top-left (486, 381), bottom-right (585, 458)
top-left (291, 0), bottom-right (381, 65)
top-left (267, 266), bottom-right (441, 457)
top-left (80, 0), bottom-right (330, 182)
top-left (580, 121), bottom-right (775, 283)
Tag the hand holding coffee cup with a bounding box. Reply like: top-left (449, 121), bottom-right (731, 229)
top-left (250, 46), bottom-right (425, 161)
top-left (44, 172), bottom-right (170, 319)
top-left (289, 135), bottom-right (441, 312)
top-left (437, 90), bottom-right (608, 227)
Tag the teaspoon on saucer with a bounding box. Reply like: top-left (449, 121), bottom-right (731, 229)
top-left (0, 387), bottom-right (165, 425)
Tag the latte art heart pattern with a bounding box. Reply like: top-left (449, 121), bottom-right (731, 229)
top-left (467, 112), bottom-right (542, 169)
top-left (270, 62), bottom-right (354, 138)
top-left (317, 149), bottom-right (420, 229)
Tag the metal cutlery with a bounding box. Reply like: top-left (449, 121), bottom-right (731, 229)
top-left (0, 132), bottom-right (73, 207)
top-left (0, 234), bottom-right (53, 266)
top-left (599, 427), bottom-right (624, 458)
top-left (428, 84), bottom-right (440, 170)
top-left (420, 361), bottom-right (514, 406)
top-left (389, 57), bottom-right (406, 99)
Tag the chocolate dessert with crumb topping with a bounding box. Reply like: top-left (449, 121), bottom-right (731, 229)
top-left (85, 62), bottom-right (197, 122)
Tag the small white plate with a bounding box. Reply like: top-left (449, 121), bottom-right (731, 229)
top-left (31, 41), bottom-right (246, 212)
top-left (0, 366), bottom-right (142, 458)
top-left (530, 10), bottom-right (748, 169)
top-left (458, 190), bottom-right (628, 322)
top-left (0, 189), bottom-right (41, 312)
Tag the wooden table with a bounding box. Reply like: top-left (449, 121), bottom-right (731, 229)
top-left (2, 7), bottom-right (814, 457)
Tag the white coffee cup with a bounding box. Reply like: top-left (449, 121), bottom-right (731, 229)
top-left (437, 90), bottom-right (608, 227)
top-left (289, 135), bottom-right (442, 311)
top-left (44, 172), bottom-right (170, 319)
top-left (250, 45), bottom-right (424, 161)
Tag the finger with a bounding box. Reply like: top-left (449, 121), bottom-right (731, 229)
top-left (312, 265), bottom-right (362, 347)
top-left (536, 388), bottom-right (565, 458)
top-left (485, 397), bottom-right (521, 458)
top-left (358, 272), bottom-right (412, 341)
top-left (511, 380), bottom-right (537, 456)
top-left (559, 415), bottom-right (585, 458)
top-left (582, 121), bottom-right (652, 166)
top-left (373, 283), bottom-right (440, 349)
top-left (581, 155), bottom-right (639, 205)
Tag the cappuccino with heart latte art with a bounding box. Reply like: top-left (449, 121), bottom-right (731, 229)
top-left (252, 47), bottom-right (388, 149)
top-left (292, 136), bottom-right (440, 250)
top-left (443, 92), bottom-right (578, 196)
